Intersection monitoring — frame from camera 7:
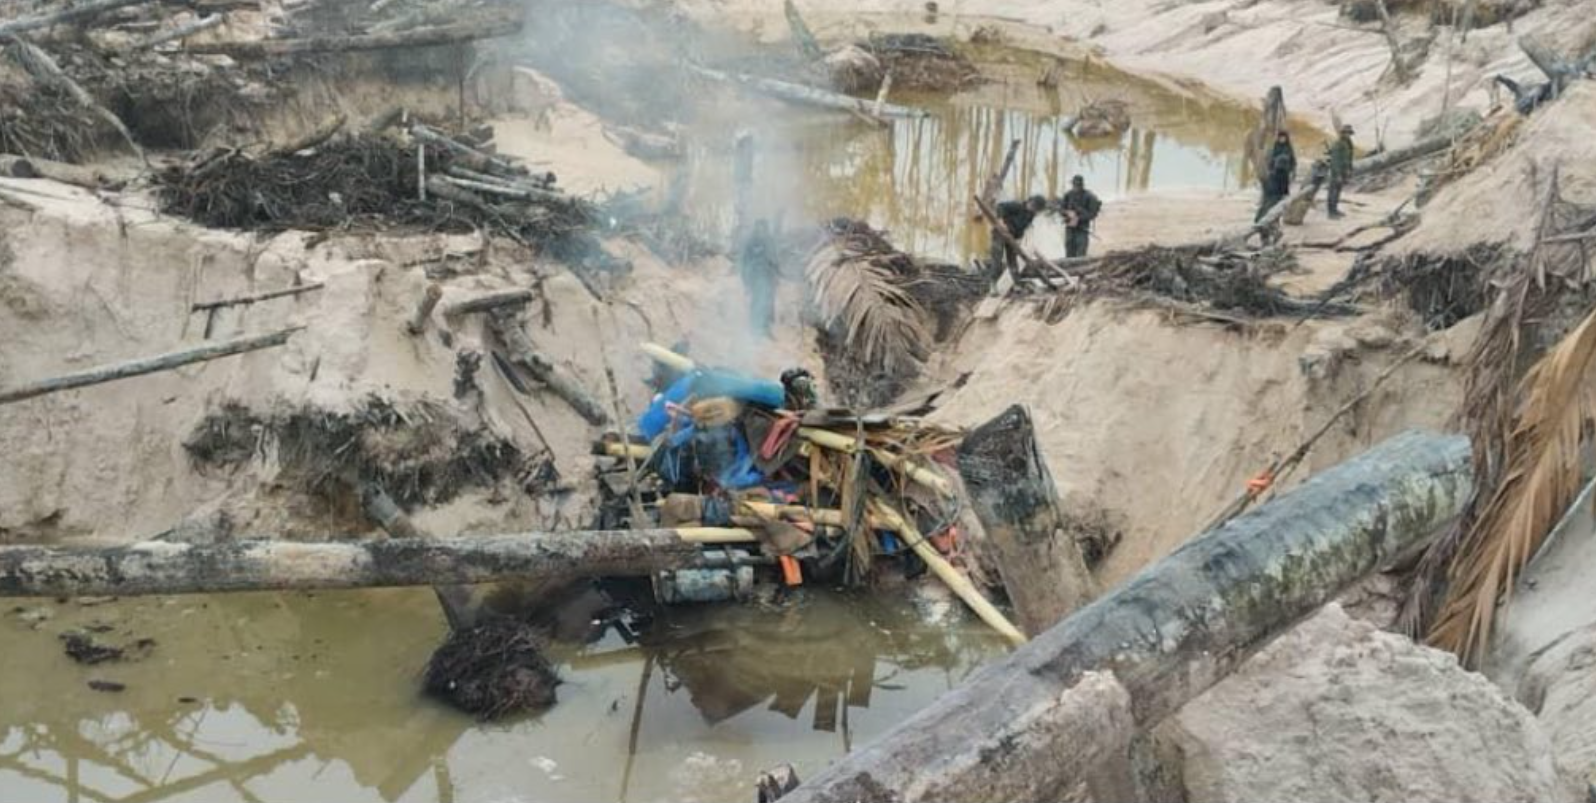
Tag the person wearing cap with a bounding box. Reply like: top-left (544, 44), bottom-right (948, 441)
top-left (1327, 124), bottom-right (1355, 219)
top-left (988, 194), bottom-right (1049, 280)
top-left (1059, 175), bottom-right (1102, 258)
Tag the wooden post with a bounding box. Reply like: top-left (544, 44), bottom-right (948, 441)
top-left (0, 327), bottom-right (300, 405)
top-left (407, 283), bottom-right (444, 335)
top-left (779, 430), bottom-right (1472, 803)
top-left (135, 14), bottom-right (224, 49)
top-left (957, 405), bottom-right (1096, 636)
top-left (0, 529), bottom-right (733, 597)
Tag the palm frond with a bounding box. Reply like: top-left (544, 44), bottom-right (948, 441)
top-left (805, 242), bottom-right (932, 373)
top-left (1427, 301), bottom-right (1596, 664)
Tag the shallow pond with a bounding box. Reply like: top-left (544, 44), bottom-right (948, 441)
top-left (0, 588), bottom-right (1001, 802)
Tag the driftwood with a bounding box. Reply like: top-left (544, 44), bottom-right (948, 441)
top-left (191, 282), bottom-right (325, 312)
top-left (0, 528), bottom-right (734, 597)
top-left (973, 195), bottom-right (1068, 289)
top-left (407, 283), bottom-right (444, 335)
top-left (412, 124), bottom-right (523, 177)
top-left (489, 309), bottom-right (609, 426)
top-left (0, 327), bottom-right (301, 405)
top-left (0, 0), bottom-right (152, 38)
top-left (0, 154), bottom-right (126, 190)
top-left (781, 430), bottom-right (1471, 803)
top-left (442, 289), bottom-right (534, 318)
top-left (188, 11), bottom-right (523, 57)
top-left (690, 64), bottom-right (927, 119)
top-left (958, 405), bottom-right (1096, 635)
top-left (359, 482), bottom-right (478, 630)
top-left (136, 13), bottom-right (224, 49)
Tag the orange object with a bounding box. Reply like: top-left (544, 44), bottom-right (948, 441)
top-left (1246, 470), bottom-right (1274, 496)
top-left (777, 555), bottom-right (803, 586)
top-left (929, 525), bottom-right (959, 555)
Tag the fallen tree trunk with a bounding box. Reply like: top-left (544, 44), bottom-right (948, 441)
top-left (442, 289), bottom-right (533, 318)
top-left (188, 11), bottom-right (522, 57)
top-left (360, 482), bottom-right (477, 630)
top-left (958, 405), bottom-right (1096, 636)
top-left (690, 64), bottom-right (927, 119)
top-left (0, 153), bottom-right (127, 190)
top-left (780, 429), bottom-right (1471, 803)
top-left (0, 0), bottom-right (151, 38)
top-left (0, 529), bottom-right (727, 597)
top-left (136, 13), bottom-right (224, 49)
top-left (0, 327), bottom-right (301, 406)
top-left (490, 310), bottom-right (609, 426)
top-left (973, 138), bottom-right (1021, 221)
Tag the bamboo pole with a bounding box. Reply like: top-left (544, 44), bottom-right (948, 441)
top-left (799, 427), bottom-right (953, 496)
top-left (0, 327), bottom-right (301, 406)
top-left (871, 501), bottom-right (1027, 646)
top-left (640, 341), bottom-right (695, 373)
top-left (490, 309), bottom-right (609, 426)
top-left (191, 282), bottom-right (325, 312)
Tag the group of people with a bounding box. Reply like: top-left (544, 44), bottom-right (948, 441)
top-left (988, 174), bottom-right (1103, 280)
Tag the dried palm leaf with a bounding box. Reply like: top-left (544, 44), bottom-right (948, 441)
top-left (1427, 301), bottom-right (1596, 664)
top-left (806, 242), bottom-right (933, 373)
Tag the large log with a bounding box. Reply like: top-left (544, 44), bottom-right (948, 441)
top-left (0, 529), bottom-right (725, 597)
top-left (0, 153), bottom-right (128, 190)
top-left (187, 10), bottom-right (523, 57)
top-left (489, 309), bottom-right (609, 426)
top-left (780, 430), bottom-right (1471, 803)
top-left (0, 327), bottom-right (301, 406)
top-left (957, 405), bottom-right (1095, 636)
top-left (9, 38), bottom-right (144, 161)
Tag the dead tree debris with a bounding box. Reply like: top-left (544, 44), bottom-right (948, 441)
top-left (423, 617), bottom-right (559, 720)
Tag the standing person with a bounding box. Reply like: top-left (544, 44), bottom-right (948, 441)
top-left (740, 219), bottom-right (778, 338)
top-left (1326, 124), bottom-right (1355, 220)
top-left (1256, 130), bottom-right (1297, 223)
top-left (988, 195), bottom-right (1048, 281)
top-left (1059, 175), bottom-right (1102, 258)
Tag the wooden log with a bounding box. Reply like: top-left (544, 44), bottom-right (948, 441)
top-left (187, 10), bottom-right (522, 57)
top-left (270, 113), bottom-right (345, 156)
top-left (412, 124), bottom-right (523, 177)
top-left (359, 482), bottom-right (477, 630)
top-left (690, 64), bottom-right (927, 119)
top-left (439, 173), bottom-right (569, 207)
top-left (957, 405), bottom-right (1096, 636)
top-left (0, 0), bottom-right (152, 38)
top-left (0, 327), bottom-right (301, 406)
top-left (425, 174), bottom-right (490, 210)
top-left (0, 153), bottom-right (126, 190)
top-left (0, 529), bottom-right (725, 597)
top-left (136, 13), bottom-right (224, 48)
top-left (870, 71), bottom-right (894, 119)
top-left (974, 138), bottom-right (1021, 221)
top-left (191, 282), bottom-right (325, 312)
top-left (783, 0), bottom-right (823, 61)
top-left (489, 309), bottom-right (609, 426)
top-left (406, 283), bottom-right (443, 336)
top-left (780, 430), bottom-right (1472, 803)
top-left (442, 289), bottom-right (533, 318)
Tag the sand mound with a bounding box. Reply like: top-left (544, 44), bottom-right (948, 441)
top-left (1402, 84), bottom-right (1596, 254)
top-left (1161, 604), bottom-right (1573, 803)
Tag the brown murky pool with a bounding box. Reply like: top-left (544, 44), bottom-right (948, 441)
top-left (0, 589), bottom-right (1001, 802)
top-left (678, 48), bottom-right (1323, 262)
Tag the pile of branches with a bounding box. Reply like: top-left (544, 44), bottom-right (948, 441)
top-left (860, 32), bottom-right (980, 91)
top-left (423, 617), bottom-right (559, 719)
top-left (155, 128), bottom-right (596, 251)
top-left (1373, 243), bottom-right (1505, 330)
top-left (184, 396), bottom-right (553, 509)
top-left (1042, 246), bottom-right (1357, 323)
top-left (806, 218), bottom-right (982, 407)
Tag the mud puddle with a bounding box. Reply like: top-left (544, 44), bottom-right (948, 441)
top-left (0, 589), bottom-right (1000, 802)
top-left (679, 48), bottom-right (1324, 262)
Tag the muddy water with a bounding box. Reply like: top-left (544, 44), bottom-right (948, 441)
top-left (682, 50), bottom-right (1323, 261)
top-left (0, 588), bottom-right (1000, 802)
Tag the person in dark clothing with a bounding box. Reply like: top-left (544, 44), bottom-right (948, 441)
top-left (988, 195), bottom-right (1048, 280)
top-left (740, 220), bottom-right (778, 338)
top-left (1058, 175), bottom-right (1102, 258)
top-left (1255, 130), bottom-right (1297, 223)
top-left (1326, 124), bottom-right (1355, 219)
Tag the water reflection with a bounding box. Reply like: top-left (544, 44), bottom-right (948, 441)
top-left (0, 589), bottom-right (999, 803)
